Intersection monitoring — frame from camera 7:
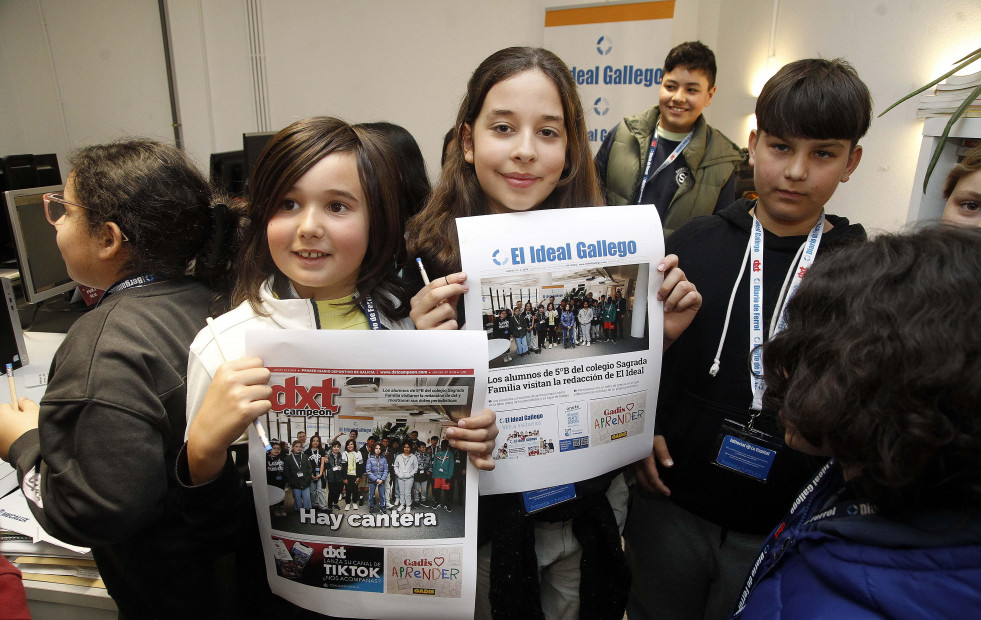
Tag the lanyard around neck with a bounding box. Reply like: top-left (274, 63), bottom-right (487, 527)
top-left (636, 129), bottom-right (693, 203)
top-left (748, 212), bottom-right (825, 412)
top-left (97, 274), bottom-right (160, 306)
top-left (359, 293), bottom-right (384, 330)
top-left (284, 279), bottom-right (384, 330)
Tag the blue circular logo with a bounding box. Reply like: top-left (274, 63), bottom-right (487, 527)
top-left (593, 97), bottom-right (610, 116)
top-left (596, 35), bottom-right (613, 55)
top-left (492, 249), bottom-right (509, 266)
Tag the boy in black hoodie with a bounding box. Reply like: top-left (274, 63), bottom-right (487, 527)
top-left (624, 58), bottom-right (871, 620)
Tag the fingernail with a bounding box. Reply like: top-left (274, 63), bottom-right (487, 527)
top-left (664, 458), bottom-right (674, 467)
top-left (462, 285), bottom-right (469, 293)
top-left (657, 263), bottom-right (666, 272)
top-left (445, 427), bottom-right (457, 437)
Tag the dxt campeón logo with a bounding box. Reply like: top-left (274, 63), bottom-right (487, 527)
top-left (596, 35), bottom-right (613, 55)
top-left (492, 249), bottom-right (509, 266)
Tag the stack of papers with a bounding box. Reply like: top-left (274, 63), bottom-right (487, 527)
top-left (0, 488), bottom-right (103, 588)
top-left (918, 70), bottom-right (981, 118)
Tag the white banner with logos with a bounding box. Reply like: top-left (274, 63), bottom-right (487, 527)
top-left (544, 1), bottom-right (675, 153)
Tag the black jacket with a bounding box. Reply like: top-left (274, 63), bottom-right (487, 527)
top-left (9, 280), bottom-right (271, 618)
top-left (655, 200), bottom-right (867, 534)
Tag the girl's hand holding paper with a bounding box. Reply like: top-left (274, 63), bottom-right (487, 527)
top-left (186, 357), bottom-right (271, 484)
top-left (409, 271), bottom-right (469, 330)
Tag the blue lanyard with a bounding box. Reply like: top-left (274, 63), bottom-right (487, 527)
top-left (732, 461), bottom-right (872, 616)
top-left (97, 274), bottom-right (160, 306)
top-left (284, 279), bottom-right (385, 330)
top-left (356, 293), bottom-right (384, 331)
top-left (636, 130), bottom-right (692, 203)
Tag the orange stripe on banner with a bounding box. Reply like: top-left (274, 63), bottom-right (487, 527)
top-left (545, 1), bottom-right (674, 27)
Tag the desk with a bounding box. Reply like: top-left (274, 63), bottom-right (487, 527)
top-left (7, 331), bottom-right (118, 619)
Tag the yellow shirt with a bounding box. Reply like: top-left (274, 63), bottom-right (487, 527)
top-left (314, 294), bottom-right (369, 331)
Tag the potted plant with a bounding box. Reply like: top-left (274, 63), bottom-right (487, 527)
top-left (879, 46), bottom-right (981, 192)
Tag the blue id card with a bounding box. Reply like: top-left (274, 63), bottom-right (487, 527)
top-left (522, 484), bottom-right (577, 514)
top-left (716, 435), bottom-right (777, 481)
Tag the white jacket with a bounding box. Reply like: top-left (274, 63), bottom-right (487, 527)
top-left (185, 277), bottom-right (413, 432)
top-left (393, 453), bottom-right (419, 480)
top-left (578, 307), bottom-right (593, 325)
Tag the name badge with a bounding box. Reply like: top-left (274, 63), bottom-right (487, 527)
top-left (715, 435), bottom-right (776, 481)
top-left (522, 484), bottom-right (576, 514)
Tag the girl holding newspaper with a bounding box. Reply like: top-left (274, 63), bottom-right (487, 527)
top-left (405, 47), bottom-right (701, 620)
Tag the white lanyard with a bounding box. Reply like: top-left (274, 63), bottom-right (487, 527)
top-left (636, 131), bottom-right (692, 203)
top-left (748, 213), bottom-right (824, 412)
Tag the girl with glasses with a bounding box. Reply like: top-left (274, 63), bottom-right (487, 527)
top-left (0, 140), bottom-right (249, 617)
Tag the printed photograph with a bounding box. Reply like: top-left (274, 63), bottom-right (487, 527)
top-left (479, 264), bottom-right (650, 369)
top-left (260, 377), bottom-right (473, 540)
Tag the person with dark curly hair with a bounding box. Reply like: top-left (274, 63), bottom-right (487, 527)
top-left (731, 227), bottom-right (981, 619)
top-left (0, 139), bottom-right (253, 617)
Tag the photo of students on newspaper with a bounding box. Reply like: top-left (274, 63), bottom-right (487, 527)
top-left (481, 264), bottom-right (648, 369)
top-left (263, 376), bottom-right (472, 541)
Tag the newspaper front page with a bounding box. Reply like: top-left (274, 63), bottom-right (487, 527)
top-left (245, 330), bottom-right (487, 619)
top-left (458, 205), bottom-right (664, 495)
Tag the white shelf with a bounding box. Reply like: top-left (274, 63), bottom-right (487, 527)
top-left (907, 117), bottom-right (981, 223)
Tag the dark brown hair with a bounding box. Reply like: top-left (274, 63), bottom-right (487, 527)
top-left (69, 139), bottom-right (241, 312)
top-left (763, 227), bottom-right (981, 517)
top-left (756, 58), bottom-right (872, 148)
top-left (943, 144), bottom-right (981, 199)
top-left (233, 117), bottom-right (409, 319)
top-left (664, 41), bottom-right (717, 87)
top-left (356, 121), bottom-right (431, 268)
top-left (406, 47), bottom-right (602, 278)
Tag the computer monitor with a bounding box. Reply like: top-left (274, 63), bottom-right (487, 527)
top-left (243, 131), bottom-right (276, 180)
top-left (3, 184), bottom-right (77, 304)
top-left (210, 150), bottom-right (247, 197)
top-left (0, 155), bottom-right (63, 267)
top-left (0, 154), bottom-right (62, 192)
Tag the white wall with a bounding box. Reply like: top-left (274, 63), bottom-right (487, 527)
top-left (3, 0), bottom-right (980, 233)
top-left (0, 0), bottom-right (174, 178)
top-left (168, 0), bottom-right (549, 180)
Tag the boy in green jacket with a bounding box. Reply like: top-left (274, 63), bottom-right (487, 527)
top-left (596, 41), bottom-right (745, 237)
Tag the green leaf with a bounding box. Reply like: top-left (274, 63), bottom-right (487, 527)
top-left (879, 48), bottom-right (981, 118)
top-left (922, 80), bottom-right (981, 193)
top-left (953, 47), bottom-right (981, 64)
